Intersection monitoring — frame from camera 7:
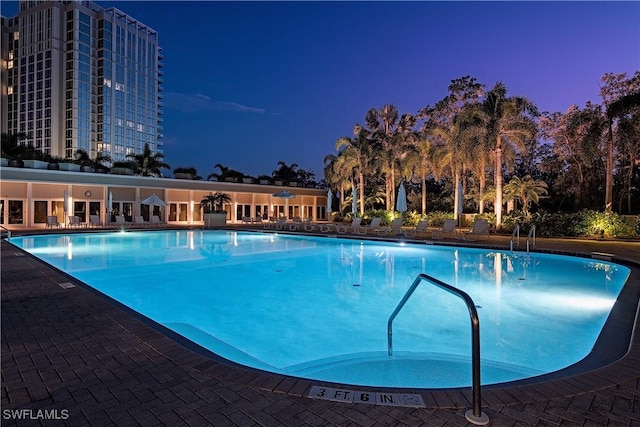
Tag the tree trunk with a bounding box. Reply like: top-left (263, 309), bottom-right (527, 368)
top-left (359, 171), bottom-right (365, 215)
top-left (495, 139), bottom-right (503, 228)
top-left (605, 121), bottom-right (613, 212)
top-left (421, 173), bottom-right (427, 214)
top-left (479, 173), bottom-right (486, 214)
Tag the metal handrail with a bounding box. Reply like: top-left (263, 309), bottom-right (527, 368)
top-left (0, 226), bottom-right (11, 239)
top-left (510, 224), bottom-right (520, 251)
top-left (387, 273), bottom-right (489, 425)
top-left (527, 225), bottom-right (536, 252)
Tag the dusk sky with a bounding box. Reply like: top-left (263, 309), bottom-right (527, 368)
top-left (3, 1), bottom-right (639, 181)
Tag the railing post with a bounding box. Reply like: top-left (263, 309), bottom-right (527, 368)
top-left (388, 273), bottom-right (489, 425)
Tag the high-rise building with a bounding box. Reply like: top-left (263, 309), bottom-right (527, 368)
top-left (1, 0), bottom-right (163, 163)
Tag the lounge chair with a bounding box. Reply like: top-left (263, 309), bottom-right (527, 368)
top-left (134, 215), bottom-right (149, 227)
top-left (264, 217), bottom-right (286, 230)
top-left (150, 215), bottom-right (165, 226)
top-left (376, 218), bottom-right (403, 235)
top-left (252, 216), bottom-right (263, 224)
top-left (337, 218), bottom-right (362, 234)
top-left (355, 217), bottom-right (383, 235)
top-left (303, 222), bottom-right (317, 232)
top-left (89, 214), bottom-right (103, 228)
top-left (405, 219), bottom-right (429, 238)
top-left (115, 215), bottom-right (127, 225)
top-left (46, 215), bottom-right (61, 229)
top-left (68, 215), bottom-right (83, 228)
top-left (432, 219), bottom-right (457, 239)
top-left (319, 223), bottom-right (335, 233)
top-left (463, 219), bottom-right (490, 241)
top-left (289, 216), bottom-right (303, 231)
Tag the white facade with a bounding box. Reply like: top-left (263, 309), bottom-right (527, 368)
top-left (1, 0), bottom-right (163, 162)
top-left (0, 167), bottom-right (328, 229)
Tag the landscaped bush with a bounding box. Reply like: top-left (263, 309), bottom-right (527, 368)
top-left (505, 209), bottom-right (638, 238)
top-left (568, 209), bottom-right (633, 238)
top-left (424, 211), bottom-right (454, 227)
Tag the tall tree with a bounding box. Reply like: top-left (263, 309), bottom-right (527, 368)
top-left (355, 104), bottom-right (416, 209)
top-left (478, 83), bottom-right (538, 227)
top-left (335, 132), bottom-right (373, 216)
top-left (601, 72), bottom-right (640, 212)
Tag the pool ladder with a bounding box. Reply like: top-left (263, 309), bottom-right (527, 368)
top-left (0, 226), bottom-right (11, 239)
top-left (510, 224), bottom-right (536, 252)
top-left (387, 273), bottom-right (489, 425)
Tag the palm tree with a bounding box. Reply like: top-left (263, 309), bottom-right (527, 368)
top-left (355, 105), bottom-right (416, 209)
top-left (503, 175), bottom-right (548, 214)
top-left (478, 83), bottom-right (538, 227)
top-left (207, 163), bottom-right (245, 181)
top-left (126, 143), bottom-right (170, 177)
top-left (606, 90), bottom-right (640, 213)
top-left (201, 191), bottom-right (232, 213)
top-left (272, 161), bottom-right (300, 182)
top-left (335, 132), bottom-right (373, 216)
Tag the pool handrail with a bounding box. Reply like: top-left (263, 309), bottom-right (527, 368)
top-left (387, 273), bottom-right (489, 425)
top-left (510, 224), bottom-right (520, 251)
top-left (527, 225), bottom-right (536, 252)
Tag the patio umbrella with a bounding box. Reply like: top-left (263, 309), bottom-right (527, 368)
top-left (272, 190), bottom-right (296, 199)
top-left (396, 181), bottom-right (407, 213)
top-left (141, 193), bottom-right (166, 218)
top-left (108, 191), bottom-right (113, 213)
top-left (141, 193), bottom-right (167, 207)
top-left (327, 189), bottom-right (332, 213)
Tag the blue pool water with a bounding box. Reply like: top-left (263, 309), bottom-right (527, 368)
top-left (11, 230), bottom-right (630, 388)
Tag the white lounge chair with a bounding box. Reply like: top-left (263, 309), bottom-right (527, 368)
top-left (376, 218), bottom-right (403, 235)
top-left (463, 219), bottom-right (490, 241)
top-left (289, 216), bottom-right (303, 231)
top-left (68, 215), bottom-right (83, 228)
top-left (134, 215), bottom-right (149, 227)
top-left (89, 214), bottom-right (103, 228)
top-left (46, 215), bottom-right (61, 229)
top-left (337, 218), bottom-right (362, 234)
top-left (432, 219), bottom-right (457, 239)
top-left (150, 215), bottom-right (165, 226)
top-left (319, 223), bottom-right (335, 233)
top-left (405, 219), bottom-right (429, 238)
top-left (115, 215), bottom-right (127, 225)
top-left (355, 217), bottom-right (383, 235)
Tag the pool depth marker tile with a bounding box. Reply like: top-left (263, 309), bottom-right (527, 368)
top-left (307, 385), bottom-right (426, 408)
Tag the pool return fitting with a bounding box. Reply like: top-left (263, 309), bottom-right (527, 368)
top-left (387, 273), bottom-right (489, 426)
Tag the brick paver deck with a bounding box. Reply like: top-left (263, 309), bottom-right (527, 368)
top-left (2, 228), bottom-right (639, 426)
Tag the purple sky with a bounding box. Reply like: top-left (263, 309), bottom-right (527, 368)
top-left (3, 1), bottom-right (639, 180)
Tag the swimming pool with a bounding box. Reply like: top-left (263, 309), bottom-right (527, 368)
top-left (10, 230), bottom-right (631, 388)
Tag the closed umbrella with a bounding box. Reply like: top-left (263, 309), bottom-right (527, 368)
top-left (63, 190), bottom-right (68, 226)
top-left (396, 181), bottom-right (407, 213)
top-left (108, 191), bottom-right (113, 213)
top-left (327, 189), bottom-right (332, 213)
